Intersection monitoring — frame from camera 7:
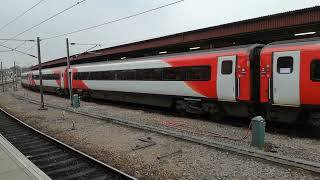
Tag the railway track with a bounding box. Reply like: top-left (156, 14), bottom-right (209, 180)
top-left (0, 108), bottom-right (136, 180)
top-left (12, 93), bottom-right (320, 176)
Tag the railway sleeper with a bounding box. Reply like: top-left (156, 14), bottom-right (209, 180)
top-left (54, 167), bottom-right (98, 180)
top-left (45, 162), bottom-right (88, 176)
top-left (40, 157), bottom-right (79, 170)
top-left (9, 137), bottom-right (43, 144)
top-left (2, 132), bottom-right (34, 139)
top-left (13, 139), bottom-right (48, 148)
top-left (27, 149), bottom-right (63, 159)
top-left (32, 153), bottom-right (73, 165)
top-left (21, 145), bottom-right (57, 154)
top-left (18, 142), bottom-right (53, 151)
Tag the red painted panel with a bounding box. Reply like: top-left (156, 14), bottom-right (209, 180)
top-left (300, 47), bottom-right (320, 105)
top-left (165, 51), bottom-right (251, 101)
top-left (260, 51), bottom-right (272, 103)
top-left (260, 44), bottom-right (320, 105)
top-left (63, 68), bottom-right (69, 89)
top-left (71, 68), bottom-right (88, 90)
top-left (165, 54), bottom-right (217, 98)
top-left (53, 70), bottom-right (61, 87)
top-left (236, 54), bottom-right (251, 101)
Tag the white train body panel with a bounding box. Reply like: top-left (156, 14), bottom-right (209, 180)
top-left (74, 59), bottom-right (205, 97)
top-left (83, 80), bottom-right (203, 97)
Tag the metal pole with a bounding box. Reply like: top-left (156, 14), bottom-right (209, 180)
top-left (37, 37), bottom-right (46, 110)
top-left (66, 38), bottom-right (73, 106)
top-left (1, 62), bottom-right (3, 92)
top-left (14, 61), bottom-right (17, 91)
top-left (15, 61), bottom-right (18, 90)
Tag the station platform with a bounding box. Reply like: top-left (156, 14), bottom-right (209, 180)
top-left (0, 133), bottom-right (51, 180)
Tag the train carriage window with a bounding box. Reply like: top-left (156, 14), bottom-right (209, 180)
top-left (221, 60), bottom-right (233, 75)
top-left (186, 66), bottom-right (211, 81)
top-left (80, 72), bottom-right (90, 80)
top-left (125, 70), bottom-right (136, 80)
top-left (93, 71), bottom-right (103, 80)
top-left (71, 65), bottom-right (210, 81)
top-left (115, 70), bottom-right (125, 80)
top-left (89, 72), bottom-right (97, 80)
top-left (141, 69), bottom-right (153, 80)
top-left (102, 71), bottom-right (114, 80)
top-left (311, 60), bottom-right (320, 82)
top-left (163, 67), bottom-right (183, 80)
top-left (135, 70), bottom-right (143, 80)
top-left (89, 72), bottom-right (96, 80)
top-left (277, 56), bottom-right (293, 74)
top-left (151, 69), bottom-right (162, 80)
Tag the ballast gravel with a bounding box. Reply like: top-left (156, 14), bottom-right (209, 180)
top-left (0, 86), bottom-right (317, 179)
top-left (15, 87), bottom-right (320, 162)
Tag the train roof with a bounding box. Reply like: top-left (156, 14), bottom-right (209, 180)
top-left (265, 37), bottom-right (320, 48)
top-left (29, 44), bottom-right (262, 72)
top-left (73, 44), bottom-right (262, 69)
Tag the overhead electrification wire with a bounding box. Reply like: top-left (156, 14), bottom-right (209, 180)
top-left (8, 43), bottom-right (37, 65)
top-left (0, 0), bottom-right (88, 45)
top-left (25, 43), bottom-right (37, 52)
top-left (0, 50), bottom-right (13, 53)
top-left (43, 0), bottom-right (185, 40)
top-left (0, 44), bottom-right (37, 58)
top-left (70, 42), bottom-right (102, 46)
top-left (13, 41), bottom-right (27, 50)
top-left (80, 44), bottom-right (100, 53)
top-left (0, 38), bottom-right (35, 42)
top-left (0, 0), bottom-right (46, 33)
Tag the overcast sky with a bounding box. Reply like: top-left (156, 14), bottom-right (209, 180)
top-left (0, 0), bottom-right (319, 67)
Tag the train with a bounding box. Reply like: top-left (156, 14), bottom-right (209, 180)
top-left (21, 38), bottom-right (320, 125)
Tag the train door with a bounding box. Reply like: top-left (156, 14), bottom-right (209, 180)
top-left (217, 55), bottom-right (236, 101)
top-left (272, 51), bottom-right (300, 106)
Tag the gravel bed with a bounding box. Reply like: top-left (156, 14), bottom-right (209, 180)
top-left (15, 87), bottom-right (320, 163)
top-left (0, 86), bottom-right (316, 179)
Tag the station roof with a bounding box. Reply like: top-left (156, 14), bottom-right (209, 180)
top-left (32, 6), bottom-right (320, 70)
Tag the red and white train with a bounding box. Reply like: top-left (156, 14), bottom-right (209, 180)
top-left (21, 38), bottom-right (320, 124)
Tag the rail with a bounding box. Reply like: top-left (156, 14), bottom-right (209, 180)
top-left (0, 107), bottom-right (137, 180)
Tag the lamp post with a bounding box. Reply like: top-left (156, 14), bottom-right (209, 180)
top-left (65, 40), bottom-right (102, 106)
top-left (66, 38), bottom-right (73, 106)
top-left (37, 37), bottom-right (46, 110)
top-left (13, 61), bottom-right (18, 91)
top-left (1, 61), bottom-right (3, 92)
